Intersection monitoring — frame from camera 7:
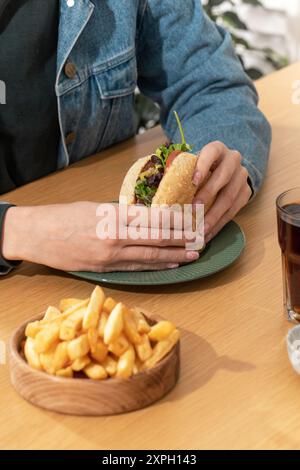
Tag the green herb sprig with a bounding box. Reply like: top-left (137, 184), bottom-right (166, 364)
top-left (155, 111), bottom-right (193, 167)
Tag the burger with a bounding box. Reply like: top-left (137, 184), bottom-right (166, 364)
top-left (120, 112), bottom-right (212, 213)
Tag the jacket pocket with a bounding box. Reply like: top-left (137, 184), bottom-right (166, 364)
top-left (94, 54), bottom-right (137, 99)
top-left (92, 55), bottom-right (137, 150)
top-left (59, 52), bottom-right (138, 161)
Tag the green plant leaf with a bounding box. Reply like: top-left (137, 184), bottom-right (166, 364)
top-left (221, 11), bottom-right (248, 30)
top-left (242, 0), bottom-right (263, 6)
top-left (245, 67), bottom-right (263, 80)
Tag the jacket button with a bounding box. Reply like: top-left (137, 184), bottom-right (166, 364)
top-left (64, 61), bottom-right (77, 79)
top-left (65, 132), bottom-right (76, 146)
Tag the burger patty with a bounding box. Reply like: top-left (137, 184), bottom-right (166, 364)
top-left (142, 154), bottom-right (162, 172)
top-left (141, 155), bottom-right (164, 187)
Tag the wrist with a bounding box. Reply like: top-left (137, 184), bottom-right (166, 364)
top-left (2, 206), bottom-right (32, 261)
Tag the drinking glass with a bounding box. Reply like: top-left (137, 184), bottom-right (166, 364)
top-left (277, 188), bottom-right (300, 322)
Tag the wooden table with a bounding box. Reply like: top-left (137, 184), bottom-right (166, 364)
top-left (1, 63), bottom-right (300, 450)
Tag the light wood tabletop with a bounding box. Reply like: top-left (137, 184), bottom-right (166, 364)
top-left (1, 63), bottom-right (300, 450)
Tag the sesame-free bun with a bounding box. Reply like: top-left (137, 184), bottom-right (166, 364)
top-left (152, 152), bottom-right (197, 206)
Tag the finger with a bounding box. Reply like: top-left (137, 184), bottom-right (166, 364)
top-left (193, 141), bottom-right (226, 186)
top-left (206, 183), bottom-right (252, 241)
top-left (120, 245), bottom-right (200, 264)
top-left (193, 150), bottom-right (242, 206)
top-left (99, 262), bottom-right (180, 272)
top-left (124, 228), bottom-right (199, 247)
top-left (203, 166), bottom-right (248, 234)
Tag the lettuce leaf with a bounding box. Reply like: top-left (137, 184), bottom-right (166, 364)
top-left (134, 180), bottom-right (157, 207)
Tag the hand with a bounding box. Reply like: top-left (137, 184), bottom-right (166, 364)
top-left (2, 202), bottom-right (200, 272)
top-left (192, 141), bottom-right (252, 242)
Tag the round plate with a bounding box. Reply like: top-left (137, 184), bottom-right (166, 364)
top-left (70, 221), bottom-right (245, 286)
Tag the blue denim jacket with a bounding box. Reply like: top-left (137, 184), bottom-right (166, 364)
top-left (57, 0), bottom-right (271, 195)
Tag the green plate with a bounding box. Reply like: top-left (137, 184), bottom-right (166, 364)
top-left (70, 221), bottom-right (245, 286)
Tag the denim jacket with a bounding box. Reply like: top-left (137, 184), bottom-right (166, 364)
top-left (57, 0), bottom-right (271, 194)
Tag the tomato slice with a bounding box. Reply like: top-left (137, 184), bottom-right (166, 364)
top-left (166, 150), bottom-right (182, 168)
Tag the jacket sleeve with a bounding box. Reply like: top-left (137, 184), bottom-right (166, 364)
top-left (136, 0), bottom-right (272, 196)
top-left (0, 202), bottom-right (20, 275)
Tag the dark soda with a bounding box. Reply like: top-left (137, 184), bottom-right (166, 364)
top-left (277, 203), bottom-right (300, 316)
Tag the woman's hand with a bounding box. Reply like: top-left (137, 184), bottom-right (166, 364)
top-left (2, 202), bottom-right (200, 272)
top-left (192, 141), bottom-right (252, 241)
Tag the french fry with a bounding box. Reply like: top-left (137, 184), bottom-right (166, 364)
top-left (103, 302), bottom-right (124, 345)
top-left (145, 329), bottom-right (180, 369)
top-left (102, 355), bottom-right (117, 377)
top-left (71, 355), bottom-right (91, 371)
top-left (135, 334), bottom-right (152, 362)
top-left (67, 334), bottom-right (90, 361)
top-left (40, 342), bottom-right (60, 374)
top-left (59, 308), bottom-right (85, 341)
top-left (98, 312), bottom-right (108, 338)
top-left (59, 298), bottom-right (88, 312)
top-left (42, 299), bottom-right (88, 328)
top-left (35, 322), bottom-right (60, 354)
top-left (116, 347), bottom-right (135, 379)
top-left (83, 286), bottom-right (105, 330)
top-left (148, 321), bottom-right (176, 342)
top-left (84, 363), bottom-right (107, 380)
top-left (91, 339), bottom-right (108, 363)
top-left (87, 327), bottom-right (99, 353)
top-left (25, 320), bottom-right (43, 338)
top-left (108, 333), bottom-right (129, 357)
top-left (123, 308), bottom-right (141, 345)
top-left (52, 341), bottom-right (69, 372)
top-left (132, 308), bottom-right (151, 334)
top-left (134, 356), bottom-right (144, 374)
top-left (43, 306), bottom-right (61, 321)
top-left (103, 297), bottom-right (117, 314)
top-left (24, 338), bottom-right (42, 370)
top-left (59, 299), bottom-right (89, 320)
top-left (56, 366), bottom-right (73, 378)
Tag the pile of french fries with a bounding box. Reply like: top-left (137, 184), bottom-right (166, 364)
top-left (22, 286), bottom-right (180, 380)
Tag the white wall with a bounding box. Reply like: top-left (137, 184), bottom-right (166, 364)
top-left (202, 0), bottom-right (300, 74)
top-left (237, 0), bottom-right (300, 67)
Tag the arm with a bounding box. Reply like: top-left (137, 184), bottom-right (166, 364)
top-left (136, 0), bottom-right (271, 196)
top-left (1, 203), bottom-right (200, 274)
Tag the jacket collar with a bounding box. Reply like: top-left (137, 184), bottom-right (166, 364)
top-left (57, 0), bottom-right (94, 78)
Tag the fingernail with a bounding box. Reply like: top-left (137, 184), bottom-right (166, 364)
top-left (186, 251), bottom-right (199, 261)
top-left (167, 263), bottom-right (179, 269)
top-left (204, 222), bottom-right (210, 234)
top-left (193, 171), bottom-right (202, 186)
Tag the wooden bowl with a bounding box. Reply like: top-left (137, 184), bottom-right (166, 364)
top-left (8, 313), bottom-right (180, 416)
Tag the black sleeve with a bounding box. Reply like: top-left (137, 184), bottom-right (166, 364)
top-left (0, 202), bottom-right (21, 275)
